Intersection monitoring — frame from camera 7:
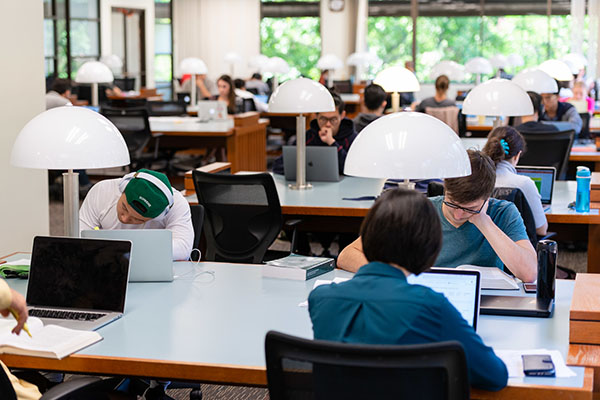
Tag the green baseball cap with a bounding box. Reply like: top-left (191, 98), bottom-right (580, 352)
top-left (124, 169), bottom-right (174, 219)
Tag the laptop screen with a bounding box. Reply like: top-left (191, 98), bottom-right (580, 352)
top-left (516, 166), bottom-right (556, 204)
top-left (27, 236), bottom-right (131, 312)
top-left (407, 268), bottom-right (480, 330)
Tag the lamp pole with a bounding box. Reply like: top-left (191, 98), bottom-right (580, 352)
top-left (289, 114), bottom-right (312, 190)
top-left (63, 169), bottom-right (80, 237)
top-left (190, 73), bottom-right (197, 107)
top-left (91, 82), bottom-right (99, 107)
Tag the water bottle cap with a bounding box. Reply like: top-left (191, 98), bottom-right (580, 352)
top-left (577, 166), bottom-right (591, 177)
top-left (536, 239), bottom-right (557, 253)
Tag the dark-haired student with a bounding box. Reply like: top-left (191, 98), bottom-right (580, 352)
top-left (483, 126), bottom-right (548, 236)
top-left (337, 150), bottom-right (537, 283)
top-left (515, 92), bottom-right (559, 133)
top-left (353, 83), bottom-right (387, 133)
top-left (309, 189), bottom-right (508, 391)
top-left (414, 74), bottom-right (456, 112)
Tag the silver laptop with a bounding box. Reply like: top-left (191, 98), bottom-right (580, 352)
top-left (516, 166), bottom-right (556, 210)
top-left (407, 268), bottom-right (481, 330)
top-left (282, 145), bottom-right (340, 182)
top-left (26, 236), bottom-right (131, 331)
top-left (82, 229), bottom-right (173, 282)
top-left (196, 100), bottom-right (228, 122)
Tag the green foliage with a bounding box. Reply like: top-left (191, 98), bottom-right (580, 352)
top-left (260, 17), bottom-right (321, 81)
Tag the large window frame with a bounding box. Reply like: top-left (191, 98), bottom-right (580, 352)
top-left (155, 0), bottom-right (174, 99)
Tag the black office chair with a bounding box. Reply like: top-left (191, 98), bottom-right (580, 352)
top-left (492, 187), bottom-right (538, 247)
top-left (147, 100), bottom-right (187, 116)
top-left (192, 170), bottom-right (297, 263)
top-left (265, 331), bottom-right (469, 400)
top-left (190, 204), bottom-right (205, 261)
top-left (518, 130), bottom-right (575, 180)
top-left (177, 92), bottom-right (191, 105)
top-left (579, 113), bottom-right (591, 140)
top-left (105, 98), bottom-right (148, 108)
top-left (113, 77), bottom-right (136, 91)
top-left (241, 97), bottom-right (257, 112)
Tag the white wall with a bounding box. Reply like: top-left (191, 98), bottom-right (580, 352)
top-left (173, 0), bottom-right (260, 81)
top-left (0, 2), bottom-right (49, 254)
top-left (320, 0), bottom-right (358, 80)
top-left (100, 0), bottom-right (155, 88)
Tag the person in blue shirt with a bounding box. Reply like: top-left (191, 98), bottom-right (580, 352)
top-left (337, 150), bottom-right (537, 283)
top-left (309, 189), bottom-right (509, 391)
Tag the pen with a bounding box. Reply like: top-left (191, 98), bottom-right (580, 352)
top-left (8, 308), bottom-right (32, 338)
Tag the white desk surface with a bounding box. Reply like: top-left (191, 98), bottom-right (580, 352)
top-left (3, 255), bottom-right (586, 390)
top-left (149, 116), bottom-right (234, 132)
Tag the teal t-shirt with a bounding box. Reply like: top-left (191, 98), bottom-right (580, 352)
top-left (429, 196), bottom-right (529, 270)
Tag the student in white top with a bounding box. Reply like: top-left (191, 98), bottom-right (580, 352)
top-left (482, 126), bottom-right (548, 236)
top-left (79, 169), bottom-right (194, 260)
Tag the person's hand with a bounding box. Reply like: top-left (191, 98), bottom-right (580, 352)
top-left (319, 127), bottom-right (335, 145)
top-left (0, 289), bottom-right (28, 335)
top-left (467, 199), bottom-right (490, 230)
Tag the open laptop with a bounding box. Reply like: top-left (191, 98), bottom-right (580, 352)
top-left (26, 236), bottom-right (131, 331)
top-left (282, 146), bottom-right (340, 182)
top-left (516, 166), bottom-right (556, 211)
top-left (480, 295), bottom-right (553, 318)
top-left (407, 268), bottom-right (481, 330)
top-left (196, 100), bottom-right (228, 122)
top-left (82, 229), bottom-right (173, 282)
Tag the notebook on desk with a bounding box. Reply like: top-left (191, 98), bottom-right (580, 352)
top-left (516, 166), bottom-right (556, 210)
top-left (407, 268), bottom-right (481, 330)
top-left (282, 146), bottom-right (340, 182)
top-left (82, 229), bottom-right (173, 282)
top-left (26, 236), bottom-right (131, 331)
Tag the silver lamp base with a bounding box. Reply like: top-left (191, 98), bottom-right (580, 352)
top-left (288, 182), bottom-right (313, 190)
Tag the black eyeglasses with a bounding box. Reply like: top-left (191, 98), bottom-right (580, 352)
top-left (442, 199), bottom-right (485, 215)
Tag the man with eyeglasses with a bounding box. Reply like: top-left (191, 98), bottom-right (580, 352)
top-left (540, 86), bottom-right (582, 135)
top-left (272, 91), bottom-right (357, 175)
top-left (337, 150), bottom-right (537, 283)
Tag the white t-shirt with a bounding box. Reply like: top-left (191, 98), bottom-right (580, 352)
top-left (79, 178), bottom-right (194, 260)
top-left (495, 161), bottom-right (547, 230)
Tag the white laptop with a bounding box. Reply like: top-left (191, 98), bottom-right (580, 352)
top-left (82, 229), bottom-right (173, 282)
top-left (26, 236), bottom-right (131, 331)
top-left (282, 145), bottom-right (340, 182)
top-left (407, 268), bottom-right (481, 330)
top-left (196, 100), bottom-right (228, 122)
top-left (516, 166), bottom-right (556, 210)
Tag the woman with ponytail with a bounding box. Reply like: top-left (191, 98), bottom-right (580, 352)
top-left (482, 126), bottom-right (548, 235)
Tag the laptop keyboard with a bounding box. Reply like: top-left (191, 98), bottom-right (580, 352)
top-left (29, 309), bottom-right (106, 321)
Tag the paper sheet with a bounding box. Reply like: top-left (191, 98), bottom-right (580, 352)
top-left (2, 259), bottom-right (30, 266)
top-left (298, 277), bottom-right (350, 307)
top-left (494, 349), bottom-right (576, 378)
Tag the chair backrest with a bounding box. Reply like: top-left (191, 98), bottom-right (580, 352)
top-left (100, 106), bottom-right (152, 158)
top-left (190, 204), bottom-right (205, 261)
top-left (113, 77), bottom-right (136, 91)
top-left (242, 97), bottom-right (257, 112)
top-left (492, 187), bottom-right (537, 247)
top-left (265, 331), bottom-right (469, 400)
top-left (518, 129), bottom-right (575, 180)
top-left (579, 112), bottom-right (591, 139)
top-left (192, 170), bottom-right (282, 263)
top-left (106, 98), bottom-right (148, 108)
top-left (147, 100), bottom-right (187, 116)
top-left (425, 106), bottom-right (460, 134)
top-left (0, 365), bottom-right (17, 400)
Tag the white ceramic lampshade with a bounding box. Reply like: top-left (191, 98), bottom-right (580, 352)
top-left (100, 54), bottom-right (123, 72)
top-left (428, 61), bottom-right (465, 81)
top-left (465, 57), bottom-right (493, 74)
top-left (180, 57), bottom-right (208, 75)
top-left (538, 59), bottom-right (574, 81)
top-left (344, 112), bottom-right (471, 179)
top-left (346, 52), bottom-right (379, 67)
top-left (11, 107), bottom-right (130, 170)
top-left (268, 78), bottom-right (335, 114)
top-left (507, 54), bottom-right (524, 68)
top-left (374, 66), bottom-right (420, 92)
top-left (224, 52), bottom-right (243, 65)
top-left (462, 78), bottom-right (533, 116)
top-left (512, 68), bottom-right (558, 94)
top-left (317, 54), bottom-right (344, 70)
top-left (248, 54), bottom-right (269, 70)
top-left (489, 55), bottom-right (508, 69)
top-left (75, 61), bottom-right (114, 83)
top-left (263, 57), bottom-right (290, 74)
top-left (563, 53), bottom-right (587, 73)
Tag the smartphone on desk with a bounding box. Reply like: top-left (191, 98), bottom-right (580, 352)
top-left (523, 283), bottom-right (537, 293)
top-left (522, 354), bottom-right (555, 377)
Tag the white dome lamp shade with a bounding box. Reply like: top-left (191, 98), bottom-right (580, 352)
top-left (512, 68), bottom-right (558, 94)
top-left (262, 57), bottom-right (290, 91)
top-left (268, 78), bottom-right (335, 190)
top-left (224, 52), bottom-right (244, 77)
top-left (563, 53), bottom-right (587, 74)
top-left (179, 57), bottom-right (208, 107)
top-left (11, 107), bottom-right (130, 237)
top-left (538, 59), bottom-right (574, 81)
top-left (75, 61), bottom-right (114, 107)
top-left (248, 54), bottom-right (269, 71)
top-left (507, 54), bottom-right (524, 68)
top-left (465, 57), bottom-right (493, 84)
top-left (463, 78), bottom-right (533, 128)
top-left (100, 54), bottom-right (123, 75)
top-left (374, 66), bottom-right (420, 113)
top-left (347, 52), bottom-right (380, 82)
top-left (428, 61), bottom-right (466, 81)
top-left (317, 54), bottom-right (344, 88)
top-left (489, 54), bottom-right (508, 70)
top-left (344, 112), bottom-right (471, 189)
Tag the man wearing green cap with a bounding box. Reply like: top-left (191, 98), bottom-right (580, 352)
top-left (79, 169), bottom-right (194, 260)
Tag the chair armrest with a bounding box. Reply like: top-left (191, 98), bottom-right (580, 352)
top-left (41, 377), bottom-right (103, 400)
top-left (284, 219), bottom-right (303, 254)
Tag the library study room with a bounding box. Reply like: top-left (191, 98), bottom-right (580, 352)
top-left (4, 0), bottom-right (600, 399)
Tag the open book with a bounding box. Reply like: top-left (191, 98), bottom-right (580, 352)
top-left (456, 265), bottom-right (519, 290)
top-left (0, 316), bottom-right (102, 359)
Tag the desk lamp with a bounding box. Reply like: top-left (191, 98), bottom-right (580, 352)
top-left (249, 54), bottom-right (269, 72)
top-left (462, 78), bottom-right (533, 128)
top-left (512, 68), bottom-right (558, 94)
top-left (538, 60), bottom-right (574, 81)
top-left (347, 52), bottom-right (380, 83)
top-left (268, 78), bottom-right (334, 190)
top-left (373, 66), bottom-right (420, 113)
top-left (262, 57), bottom-right (289, 92)
top-left (465, 57), bottom-right (493, 85)
top-left (563, 53), bottom-right (587, 74)
top-left (429, 61), bottom-right (465, 81)
top-left (224, 52), bottom-right (243, 77)
top-left (100, 54), bottom-right (124, 76)
top-left (75, 61), bottom-right (114, 107)
top-left (317, 54), bottom-right (344, 88)
top-left (180, 57), bottom-right (208, 108)
top-left (344, 112), bottom-right (471, 189)
top-left (490, 54), bottom-right (508, 77)
top-left (507, 54), bottom-right (524, 69)
top-left (10, 107), bottom-right (130, 237)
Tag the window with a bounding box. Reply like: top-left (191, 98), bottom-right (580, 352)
top-left (155, 0), bottom-right (173, 99)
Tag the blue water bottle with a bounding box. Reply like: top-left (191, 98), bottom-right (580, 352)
top-left (576, 166), bottom-right (591, 213)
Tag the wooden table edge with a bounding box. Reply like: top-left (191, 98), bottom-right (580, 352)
top-left (281, 206), bottom-right (368, 217)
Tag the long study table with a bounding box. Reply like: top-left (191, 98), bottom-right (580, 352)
top-left (0, 254), bottom-right (593, 399)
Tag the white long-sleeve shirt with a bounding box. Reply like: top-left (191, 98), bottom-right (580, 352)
top-left (79, 179), bottom-right (194, 260)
